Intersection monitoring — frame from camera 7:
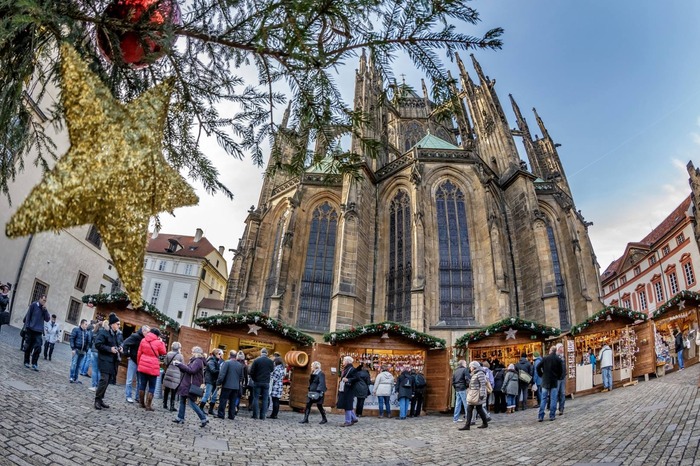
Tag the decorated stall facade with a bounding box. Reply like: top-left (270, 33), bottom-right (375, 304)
top-left (195, 312), bottom-right (315, 404)
top-left (542, 333), bottom-right (577, 395)
top-left (651, 291), bottom-right (700, 372)
top-left (306, 322), bottom-right (449, 414)
top-left (570, 306), bottom-right (649, 393)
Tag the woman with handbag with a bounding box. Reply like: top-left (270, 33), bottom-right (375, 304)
top-left (459, 361), bottom-right (488, 430)
top-left (172, 346), bottom-right (208, 427)
top-left (162, 341), bottom-right (184, 411)
top-left (502, 363), bottom-right (520, 414)
top-left (337, 356), bottom-right (359, 426)
top-left (299, 361), bottom-right (328, 424)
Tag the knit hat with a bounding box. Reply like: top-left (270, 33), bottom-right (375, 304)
top-left (236, 351), bottom-right (245, 361)
top-left (108, 313), bottom-right (120, 325)
top-left (150, 328), bottom-right (161, 337)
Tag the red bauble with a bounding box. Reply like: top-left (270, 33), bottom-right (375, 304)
top-left (96, 0), bottom-right (182, 68)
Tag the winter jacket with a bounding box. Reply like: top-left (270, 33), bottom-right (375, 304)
top-left (675, 333), bottom-right (684, 353)
top-left (69, 326), bottom-right (91, 353)
top-left (557, 354), bottom-right (566, 381)
top-left (395, 370), bottom-right (414, 400)
top-left (44, 321), bottom-right (61, 344)
top-left (176, 355), bottom-right (205, 399)
top-left (373, 371), bottom-right (394, 396)
top-left (137, 332), bottom-right (166, 376)
top-left (467, 368), bottom-right (487, 405)
top-left (598, 345), bottom-right (614, 369)
top-left (515, 357), bottom-right (533, 385)
top-left (493, 367), bottom-right (505, 392)
top-left (336, 364), bottom-right (358, 410)
top-left (121, 329), bottom-right (147, 364)
top-left (353, 368), bottom-right (371, 398)
top-left (452, 366), bottom-right (468, 391)
top-left (502, 369), bottom-right (519, 396)
top-left (217, 358), bottom-right (245, 391)
top-left (0, 292), bottom-right (8, 312)
top-left (163, 351), bottom-right (185, 389)
top-left (308, 370), bottom-right (327, 394)
top-left (204, 356), bottom-right (222, 385)
top-left (249, 355), bottom-right (274, 384)
top-left (532, 356), bottom-right (543, 386)
top-left (537, 353), bottom-right (563, 389)
top-left (94, 328), bottom-right (122, 375)
top-left (270, 364), bottom-right (285, 398)
top-left (24, 301), bottom-right (50, 333)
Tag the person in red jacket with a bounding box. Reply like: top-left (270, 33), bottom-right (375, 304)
top-left (136, 328), bottom-right (166, 411)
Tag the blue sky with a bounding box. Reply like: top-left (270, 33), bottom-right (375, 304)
top-left (159, 1), bottom-right (700, 274)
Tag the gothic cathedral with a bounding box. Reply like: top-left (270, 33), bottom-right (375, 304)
top-left (224, 53), bottom-right (604, 344)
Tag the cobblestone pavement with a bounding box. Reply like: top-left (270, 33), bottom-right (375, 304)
top-left (0, 325), bottom-right (698, 466)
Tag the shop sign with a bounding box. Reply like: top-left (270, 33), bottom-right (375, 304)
top-left (239, 338), bottom-right (274, 348)
top-left (656, 311), bottom-right (692, 327)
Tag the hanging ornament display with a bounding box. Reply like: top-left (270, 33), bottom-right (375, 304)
top-left (96, 0), bottom-right (182, 68)
top-left (5, 44), bottom-right (198, 307)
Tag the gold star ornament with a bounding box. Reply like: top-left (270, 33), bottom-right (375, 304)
top-left (6, 44), bottom-right (198, 307)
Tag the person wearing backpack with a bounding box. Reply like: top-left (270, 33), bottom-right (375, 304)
top-left (514, 353), bottom-right (533, 411)
top-left (410, 369), bottom-right (426, 417)
top-left (353, 363), bottom-right (372, 416)
top-left (395, 366), bottom-right (414, 420)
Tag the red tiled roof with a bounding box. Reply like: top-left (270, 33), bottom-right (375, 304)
top-left (147, 233), bottom-right (216, 259)
top-left (198, 298), bottom-right (225, 311)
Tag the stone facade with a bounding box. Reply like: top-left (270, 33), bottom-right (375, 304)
top-left (225, 53), bottom-right (603, 344)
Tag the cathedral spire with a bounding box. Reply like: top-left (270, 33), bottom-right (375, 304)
top-left (470, 54), bottom-right (488, 85)
top-left (359, 48), bottom-right (367, 76)
top-left (510, 94), bottom-right (543, 177)
top-left (533, 107), bottom-right (551, 142)
top-left (448, 69), bottom-right (474, 144)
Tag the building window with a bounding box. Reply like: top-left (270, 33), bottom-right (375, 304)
top-left (649, 256), bottom-right (657, 266)
top-left (386, 190), bottom-right (412, 324)
top-left (150, 282), bottom-right (162, 306)
top-left (633, 266), bottom-right (641, 276)
top-left (144, 258), bottom-right (149, 269)
top-left (75, 272), bottom-right (88, 292)
top-left (547, 225), bottom-right (570, 331)
top-left (86, 225), bottom-right (102, 249)
top-left (263, 217), bottom-right (285, 313)
top-left (609, 283), bottom-right (616, 292)
top-left (622, 297), bottom-right (631, 309)
top-left (184, 264), bottom-right (193, 275)
top-left (668, 271), bottom-right (679, 295)
top-left (676, 233), bottom-right (685, 245)
top-left (30, 280), bottom-right (48, 305)
top-left (66, 298), bottom-right (82, 325)
top-left (200, 311), bottom-right (208, 318)
top-left (435, 181), bottom-right (474, 326)
top-left (297, 201), bottom-right (338, 331)
top-left (683, 262), bottom-right (695, 287)
top-left (183, 292), bottom-right (188, 299)
top-left (638, 290), bottom-right (648, 311)
top-left (620, 275), bottom-right (627, 284)
top-left (99, 284), bottom-right (105, 294)
top-left (158, 260), bottom-right (167, 272)
top-left (200, 268), bottom-right (207, 280)
top-left (653, 281), bottom-right (664, 303)
top-left (177, 311), bottom-right (183, 319)
top-left (662, 245), bottom-right (670, 256)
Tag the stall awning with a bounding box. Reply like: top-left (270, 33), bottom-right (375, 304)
top-left (455, 317), bottom-right (561, 346)
top-left (651, 290), bottom-right (700, 320)
top-left (324, 321), bottom-right (446, 349)
top-left (571, 306), bottom-right (647, 335)
top-left (194, 311), bottom-right (315, 346)
top-left (82, 292), bottom-right (180, 331)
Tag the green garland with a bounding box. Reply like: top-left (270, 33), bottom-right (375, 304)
top-left (82, 292), bottom-right (180, 331)
top-left (455, 317), bottom-right (560, 346)
top-left (323, 321), bottom-right (446, 349)
top-left (651, 290), bottom-right (700, 319)
top-left (570, 306), bottom-right (647, 335)
top-left (195, 312), bottom-right (315, 346)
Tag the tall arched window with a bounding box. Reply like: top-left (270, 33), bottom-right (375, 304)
top-left (403, 121), bottom-right (425, 152)
top-left (297, 202), bottom-right (338, 331)
top-left (262, 217), bottom-right (285, 313)
top-left (546, 224), bottom-right (570, 330)
top-left (436, 180), bottom-right (473, 324)
top-left (386, 190), bottom-right (412, 323)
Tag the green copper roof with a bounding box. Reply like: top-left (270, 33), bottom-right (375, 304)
top-left (412, 133), bottom-right (460, 150)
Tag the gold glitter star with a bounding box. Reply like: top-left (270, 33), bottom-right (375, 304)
top-left (5, 44), bottom-right (198, 307)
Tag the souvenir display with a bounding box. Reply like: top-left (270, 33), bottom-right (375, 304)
top-left (338, 349), bottom-right (425, 379)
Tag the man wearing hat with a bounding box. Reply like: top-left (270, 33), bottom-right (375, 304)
top-left (94, 313), bottom-right (123, 410)
top-left (248, 348), bottom-right (274, 420)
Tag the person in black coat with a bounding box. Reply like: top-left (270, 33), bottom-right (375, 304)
top-left (536, 346), bottom-right (563, 421)
top-left (492, 366), bottom-right (506, 414)
top-left (94, 313), bottom-right (123, 410)
top-left (674, 329), bottom-right (685, 370)
top-left (337, 356), bottom-right (359, 426)
top-left (514, 353), bottom-right (533, 411)
top-left (396, 366), bottom-right (414, 420)
top-left (299, 361), bottom-right (328, 424)
top-left (217, 350), bottom-right (245, 420)
top-left (353, 363), bottom-right (371, 416)
top-left (249, 348), bottom-right (274, 420)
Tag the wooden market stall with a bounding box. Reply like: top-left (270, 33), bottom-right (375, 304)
top-left (455, 318), bottom-right (562, 407)
top-left (82, 292), bottom-right (181, 384)
top-left (570, 306), bottom-right (649, 394)
top-left (542, 333), bottom-right (576, 396)
top-left (195, 312), bottom-right (315, 405)
top-left (291, 322), bottom-right (449, 414)
top-left (651, 291), bottom-right (700, 373)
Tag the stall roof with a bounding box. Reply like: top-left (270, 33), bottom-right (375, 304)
top-left (324, 321), bottom-right (446, 349)
top-left (195, 311), bottom-right (315, 346)
top-left (82, 292), bottom-right (180, 331)
top-left (455, 317), bottom-right (561, 346)
top-left (652, 290), bottom-right (700, 320)
top-left (570, 306), bottom-right (647, 335)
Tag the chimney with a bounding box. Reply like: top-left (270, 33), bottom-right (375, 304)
top-left (218, 246), bottom-right (225, 255)
top-left (194, 228), bottom-right (203, 243)
top-left (151, 227), bottom-right (159, 239)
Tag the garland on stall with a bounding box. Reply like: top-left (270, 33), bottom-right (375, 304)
top-left (455, 317), bottom-right (561, 346)
top-left (82, 292), bottom-right (180, 331)
top-left (651, 290), bottom-right (700, 319)
top-left (323, 321), bottom-right (446, 348)
top-left (195, 312), bottom-right (315, 346)
top-left (570, 306), bottom-right (647, 335)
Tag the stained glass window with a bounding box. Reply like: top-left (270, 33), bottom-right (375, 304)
top-left (386, 190), bottom-right (412, 323)
top-left (262, 218), bottom-right (285, 313)
top-left (297, 202), bottom-right (338, 331)
top-left (436, 180), bottom-right (473, 324)
top-left (546, 225), bottom-right (570, 330)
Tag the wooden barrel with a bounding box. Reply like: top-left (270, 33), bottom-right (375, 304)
top-left (285, 351), bottom-right (309, 367)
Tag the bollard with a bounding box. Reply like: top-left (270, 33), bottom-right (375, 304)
top-left (154, 369), bottom-right (164, 399)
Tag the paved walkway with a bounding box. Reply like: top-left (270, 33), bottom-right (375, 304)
top-left (0, 325), bottom-right (698, 465)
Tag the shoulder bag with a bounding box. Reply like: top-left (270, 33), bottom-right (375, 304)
top-left (467, 388), bottom-right (480, 405)
top-left (307, 391), bottom-right (322, 401)
top-left (188, 366), bottom-right (204, 398)
top-left (518, 369), bottom-right (532, 384)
